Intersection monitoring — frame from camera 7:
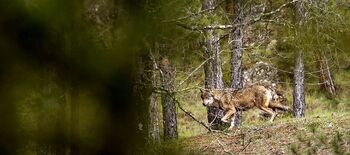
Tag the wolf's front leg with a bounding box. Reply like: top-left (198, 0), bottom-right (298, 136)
top-left (221, 109), bottom-right (235, 123)
top-left (228, 117), bottom-right (236, 130)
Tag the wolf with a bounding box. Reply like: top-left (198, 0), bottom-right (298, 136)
top-left (200, 85), bottom-right (290, 130)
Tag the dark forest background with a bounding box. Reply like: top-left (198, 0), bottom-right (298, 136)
top-left (1, 0), bottom-right (350, 154)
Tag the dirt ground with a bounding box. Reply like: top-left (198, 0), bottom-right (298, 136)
top-left (181, 112), bottom-right (350, 155)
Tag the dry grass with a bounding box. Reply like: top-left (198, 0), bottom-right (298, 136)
top-left (180, 111), bottom-right (350, 155)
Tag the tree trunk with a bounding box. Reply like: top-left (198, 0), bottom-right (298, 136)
top-left (134, 53), bottom-right (155, 143)
top-left (293, 50), bottom-right (305, 118)
top-left (148, 87), bottom-right (160, 142)
top-left (159, 57), bottom-right (178, 140)
top-left (204, 29), bottom-right (226, 129)
top-left (323, 53), bottom-right (336, 96)
top-left (210, 31), bottom-right (224, 89)
top-left (147, 46), bottom-right (160, 142)
top-left (318, 52), bottom-right (336, 97)
top-left (293, 1), bottom-right (306, 118)
top-left (231, 0), bottom-right (244, 126)
top-left (202, 0), bottom-right (226, 129)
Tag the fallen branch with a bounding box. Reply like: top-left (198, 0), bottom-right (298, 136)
top-left (174, 97), bottom-right (232, 135)
top-left (238, 138), bottom-right (252, 154)
top-left (174, 98), bottom-right (212, 132)
top-left (217, 139), bottom-right (234, 155)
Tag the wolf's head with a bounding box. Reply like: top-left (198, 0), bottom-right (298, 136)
top-left (200, 89), bottom-right (215, 107)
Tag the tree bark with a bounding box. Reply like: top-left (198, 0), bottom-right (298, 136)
top-left (134, 53), bottom-right (154, 143)
top-left (293, 1), bottom-right (306, 118)
top-left (318, 52), bottom-right (336, 97)
top-left (231, 0), bottom-right (244, 126)
top-left (293, 50), bottom-right (305, 118)
top-left (202, 0), bottom-right (226, 129)
top-left (159, 57), bottom-right (178, 140)
top-left (148, 87), bottom-right (160, 142)
top-left (322, 53), bottom-right (336, 96)
top-left (147, 46), bottom-right (160, 142)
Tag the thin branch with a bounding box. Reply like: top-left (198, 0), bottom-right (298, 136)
top-left (177, 57), bottom-right (209, 87)
top-left (177, 49), bottom-right (226, 88)
top-left (174, 97), bottom-right (212, 132)
top-left (217, 139), bottom-right (234, 155)
top-left (177, 0), bottom-right (300, 31)
top-left (238, 138), bottom-right (252, 154)
top-left (162, 0), bottom-right (226, 23)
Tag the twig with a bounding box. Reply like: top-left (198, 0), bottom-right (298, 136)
top-left (217, 139), bottom-right (234, 155)
top-left (177, 49), bottom-right (226, 88)
top-left (208, 111), bottom-right (219, 127)
top-left (173, 96), bottom-right (232, 135)
top-left (238, 138), bottom-right (252, 154)
top-left (177, 0), bottom-right (300, 31)
top-left (174, 98), bottom-right (212, 132)
top-left (162, 0), bottom-right (226, 23)
top-left (177, 57), bottom-right (210, 87)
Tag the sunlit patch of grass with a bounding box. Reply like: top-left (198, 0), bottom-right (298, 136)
top-left (176, 89), bottom-right (209, 138)
top-left (175, 73), bottom-right (350, 138)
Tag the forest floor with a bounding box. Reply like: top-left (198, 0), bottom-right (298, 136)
top-left (180, 110), bottom-right (350, 155)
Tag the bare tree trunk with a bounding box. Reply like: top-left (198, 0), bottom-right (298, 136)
top-left (318, 54), bottom-right (326, 90)
top-left (210, 31), bottom-right (224, 89)
top-left (231, 0), bottom-right (244, 126)
top-left (203, 33), bottom-right (215, 89)
top-left (159, 57), bottom-right (178, 140)
top-left (293, 1), bottom-right (306, 118)
top-left (147, 45), bottom-right (160, 142)
top-left (323, 53), bottom-right (336, 96)
top-left (318, 52), bottom-right (336, 97)
top-left (202, 0), bottom-right (226, 129)
top-left (204, 29), bottom-right (226, 129)
top-left (293, 50), bottom-right (305, 117)
top-left (148, 88), bottom-right (160, 142)
top-left (310, 0), bottom-right (335, 97)
top-left (134, 53), bottom-right (154, 143)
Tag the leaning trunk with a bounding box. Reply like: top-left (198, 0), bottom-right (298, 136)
top-left (318, 52), bottom-right (336, 97)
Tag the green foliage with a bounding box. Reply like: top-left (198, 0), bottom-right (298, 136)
top-left (307, 122), bottom-right (319, 134)
top-left (3, 0), bottom-right (350, 154)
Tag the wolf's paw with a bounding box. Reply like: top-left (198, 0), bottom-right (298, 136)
top-left (228, 126), bottom-right (236, 131)
top-left (221, 118), bottom-right (229, 123)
